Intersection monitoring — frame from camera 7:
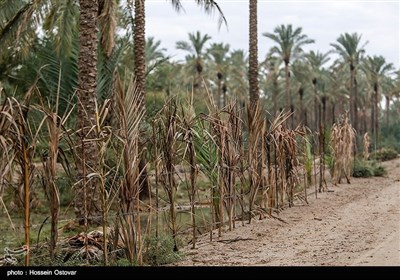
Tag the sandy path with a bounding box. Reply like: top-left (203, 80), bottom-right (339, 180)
top-left (175, 157), bottom-right (400, 266)
top-left (352, 230), bottom-right (400, 266)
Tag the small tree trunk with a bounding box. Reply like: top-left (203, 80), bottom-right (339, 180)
top-left (217, 73), bottom-right (222, 108)
top-left (273, 80), bottom-right (278, 116)
top-left (222, 83), bottom-right (227, 107)
top-left (299, 88), bottom-right (304, 125)
top-left (284, 62), bottom-right (293, 127)
top-left (354, 76), bottom-right (359, 133)
top-left (370, 90), bottom-right (375, 139)
top-left (349, 65), bottom-right (354, 129)
top-left (313, 79), bottom-right (318, 132)
top-left (362, 107), bottom-right (367, 136)
top-left (374, 83), bottom-right (379, 147)
top-left (385, 95), bottom-right (390, 128)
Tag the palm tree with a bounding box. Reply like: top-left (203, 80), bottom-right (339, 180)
top-left (146, 61), bottom-right (182, 97)
top-left (381, 73), bottom-right (397, 130)
top-left (382, 71), bottom-right (400, 127)
top-left (263, 24), bottom-right (314, 125)
top-left (331, 32), bottom-right (368, 132)
top-left (0, 0), bottom-right (120, 224)
top-left (292, 59), bottom-right (310, 126)
top-left (145, 36), bottom-right (168, 74)
top-left (248, 0), bottom-right (259, 105)
top-left (305, 50), bottom-right (331, 131)
top-left (0, 0), bottom-right (79, 84)
top-left (132, 0), bottom-right (226, 98)
top-left (229, 49), bottom-right (248, 106)
top-left (326, 61), bottom-right (348, 126)
top-left (263, 55), bottom-right (282, 116)
top-left (207, 42), bottom-right (230, 107)
top-left (176, 31), bottom-right (212, 89)
top-left (130, 1), bottom-right (225, 199)
top-left (362, 55), bottom-right (394, 146)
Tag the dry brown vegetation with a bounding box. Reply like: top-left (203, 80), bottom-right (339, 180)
top-left (0, 81), bottom-right (364, 266)
top-left (330, 115), bottom-right (356, 185)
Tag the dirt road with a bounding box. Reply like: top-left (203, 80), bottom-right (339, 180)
top-left (175, 157), bottom-right (400, 266)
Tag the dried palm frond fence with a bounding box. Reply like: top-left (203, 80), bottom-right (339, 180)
top-left (199, 89), bottom-right (245, 235)
top-left (1, 83), bottom-right (359, 266)
top-left (148, 93), bottom-right (309, 246)
top-left (330, 114), bottom-right (356, 185)
top-left (267, 114), bottom-right (305, 210)
top-left (113, 77), bottom-right (147, 265)
top-left (0, 86), bottom-right (43, 266)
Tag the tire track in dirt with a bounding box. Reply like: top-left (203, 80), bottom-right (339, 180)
top-left (174, 157), bottom-right (400, 266)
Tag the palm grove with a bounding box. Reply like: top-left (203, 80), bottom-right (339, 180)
top-left (0, 0), bottom-right (399, 266)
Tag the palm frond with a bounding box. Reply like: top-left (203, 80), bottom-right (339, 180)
top-left (97, 40), bottom-right (127, 101)
top-left (194, 0), bottom-right (227, 29)
top-left (168, 0), bottom-right (185, 13)
top-left (0, 0), bottom-right (48, 59)
top-left (51, 0), bottom-right (79, 57)
top-left (13, 38), bottom-right (79, 114)
top-left (98, 0), bottom-right (116, 58)
top-left (113, 75), bottom-right (145, 263)
top-left (176, 41), bottom-right (193, 53)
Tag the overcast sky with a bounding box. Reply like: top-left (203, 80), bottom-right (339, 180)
top-left (146, 0), bottom-right (399, 69)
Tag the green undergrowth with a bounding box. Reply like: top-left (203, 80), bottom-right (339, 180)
top-left (370, 147), bottom-right (398, 162)
top-left (352, 159), bottom-right (387, 178)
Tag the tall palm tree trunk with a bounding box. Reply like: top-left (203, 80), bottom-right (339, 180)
top-left (134, 0), bottom-right (145, 99)
top-left (76, 0), bottom-right (101, 225)
top-left (134, 0), bottom-right (150, 199)
top-left (248, 0), bottom-right (259, 105)
top-left (247, 0), bottom-right (260, 224)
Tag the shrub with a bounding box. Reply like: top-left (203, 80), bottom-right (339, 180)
top-left (146, 91), bottom-right (166, 120)
top-left (373, 165), bottom-right (387, 177)
top-left (352, 160), bottom-right (374, 177)
top-left (380, 135), bottom-right (400, 153)
top-left (352, 159), bottom-right (387, 177)
top-left (370, 147), bottom-right (398, 161)
top-left (144, 234), bottom-right (183, 266)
